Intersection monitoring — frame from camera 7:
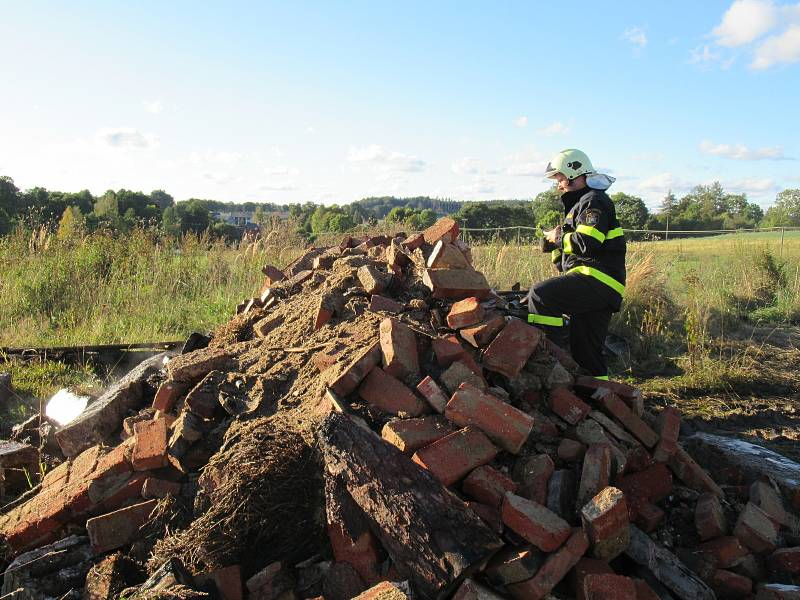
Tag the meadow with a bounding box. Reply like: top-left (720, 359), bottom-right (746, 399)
top-left (1, 226), bottom-right (799, 407)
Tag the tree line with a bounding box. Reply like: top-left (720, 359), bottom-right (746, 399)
top-left (1, 174), bottom-right (799, 240)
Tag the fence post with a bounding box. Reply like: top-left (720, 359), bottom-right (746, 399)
top-left (781, 227), bottom-right (785, 259)
top-left (516, 226), bottom-right (521, 245)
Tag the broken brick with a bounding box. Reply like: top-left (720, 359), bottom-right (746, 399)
top-left (416, 376), bottom-right (449, 413)
top-left (328, 342), bottom-right (381, 397)
top-left (595, 390), bottom-right (658, 448)
top-left (86, 499), bottom-right (159, 554)
top-left (246, 562), bottom-right (296, 599)
top-left (369, 295), bottom-right (404, 313)
top-left (750, 480), bottom-right (789, 527)
top-left (515, 454), bottom-right (554, 505)
top-left (465, 501), bottom-right (503, 535)
top-left (581, 486), bottom-right (630, 560)
top-left (253, 314), bottom-right (284, 338)
top-left (358, 368), bottom-right (427, 416)
top-left (485, 546), bottom-right (543, 587)
top-left (459, 315), bottom-right (506, 348)
top-left (569, 558), bottom-right (614, 600)
top-left (401, 232), bottom-right (425, 251)
top-left (653, 407), bottom-right (681, 462)
top-left (547, 470), bottom-right (577, 518)
top-left (166, 346), bottom-right (231, 384)
top-left (431, 335), bottom-right (465, 367)
top-left (668, 445), bottom-right (725, 498)
top-left (482, 318), bottom-right (543, 379)
top-left (152, 381), bottom-right (188, 413)
top-left (422, 269), bottom-right (491, 300)
top-left (617, 463), bottom-right (673, 504)
top-left (709, 569), bottom-right (752, 599)
top-left (696, 492), bottom-right (728, 541)
top-left (131, 418), bottom-right (169, 471)
top-left (583, 574), bottom-right (637, 600)
top-left (574, 376), bottom-right (644, 416)
top-left (633, 579), bottom-right (661, 600)
top-left (353, 582), bottom-right (409, 600)
top-left (422, 217), bottom-right (460, 245)
top-left (440, 360), bottom-right (487, 394)
top-left (578, 444), bottom-right (612, 508)
top-left (446, 297), bottom-right (485, 329)
top-left (379, 317), bottom-right (419, 379)
top-left (506, 528), bottom-right (589, 600)
top-left (427, 242), bottom-right (471, 270)
top-left (412, 427), bottom-right (498, 487)
top-left (445, 383), bottom-right (534, 454)
top-left (357, 265), bottom-right (390, 295)
top-left (767, 547), bottom-right (800, 574)
top-left (261, 264), bottom-right (285, 285)
top-left (558, 438), bottom-right (586, 462)
top-left (463, 465), bottom-right (518, 508)
top-left (633, 501), bottom-right (664, 533)
top-left (381, 416), bottom-right (454, 454)
top-left (699, 536), bottom-right (750, 568)
top-left (549, 387), bottom-right (591, 425)
top-left (141, 477), bottom-right (181, 499)
top-left (734, 502), bottom-right (780, 554)
top-left (502, 492), bottom-right (572, 552)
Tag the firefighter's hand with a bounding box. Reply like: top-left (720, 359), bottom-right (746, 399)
top-left (543, 226), bottom-right (561, 244)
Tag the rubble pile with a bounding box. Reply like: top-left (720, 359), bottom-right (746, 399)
top-left (3, 217), bottom-right (800, 600)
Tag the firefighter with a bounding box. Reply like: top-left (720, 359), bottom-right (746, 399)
top-left (525, 148), bottom-right (626, 379)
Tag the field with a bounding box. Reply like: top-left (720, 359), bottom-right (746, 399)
top-left (2, 227), bottom-right (800, 456)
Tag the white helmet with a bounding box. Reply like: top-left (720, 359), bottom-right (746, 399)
top-left (543, 149), bottom-right (595, 181)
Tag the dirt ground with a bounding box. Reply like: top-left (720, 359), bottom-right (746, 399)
top-left (643, 325), bottom-right (800, 462)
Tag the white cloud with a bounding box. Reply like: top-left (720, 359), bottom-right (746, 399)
top-left (630, 152), bottom-right (666, 162)
top-left (97, 128), bottom-right (158, 149)
top-left (699, 140), bottom-right (791, 160)
top-left (713, 0), bottom-right (777, 47)
top-left (637, 172), bottom-right (686, 192)
top-left (752, 23), bottom-right (800, 68)
top-left (202, 172), bottom-right (241, 185)
top-left (622, 27), bottom-right (648, 48)
top-left (258, 182), bottom-right (297, 191)
top-left (689, 44), bottom-right (723, 65)
top-left (538, 121), bottom-right (570, 136)
top-left (143, 100), bottom-right (164, 114)
top-left (724, 177), bottom-right (777, 192)
top-left (504, 149), bottom-right (547, 177)
top-left (515, 116), bottom-right (528, 128)
top-left (264, 165), bottom-right (300, 176)
top-left (451, 157), bottom-right (482, 175)
top-left (182, 151), bottom-right (242, 166)
top-left (346, 144), bottom-right (427, 172)
top-left (306, 125), bottom-right (317, 134)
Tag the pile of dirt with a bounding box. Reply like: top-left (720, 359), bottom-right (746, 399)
top-left (3, 218), bottom-right (800, 600)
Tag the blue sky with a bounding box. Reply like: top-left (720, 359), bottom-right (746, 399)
top-left (1, 1), bottom-right (799, 209)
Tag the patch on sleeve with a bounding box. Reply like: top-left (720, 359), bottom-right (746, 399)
top-left (584, 208), bottom-right (601, 226)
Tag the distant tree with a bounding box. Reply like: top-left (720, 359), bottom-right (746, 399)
top-left (94, 191), bottom-right (119, 219)
top-left (0, 207), bottom-right (11, 235)
top-left (418, 208), bottom-right (437, 228)
top-left (531, 187), bottom-right (562, 229)
top-left (150, 189), bottom-right (174, 211)
top-left (179, 199), bottom-right (211, 234)
top-left (56, 206), bottom-right (85, 240)
top-left (162, 206), bottom-right (181, 236)
top-left (611, 192), bottom-right (649, 230)
top-left (659, 190), bottom-right (676, 216)
top-left (253, 205), bottom-right (268, 228)
top-left (328, 212), bottom-right (356, 232)
top-left (762, 189), bottom-right (800, 227)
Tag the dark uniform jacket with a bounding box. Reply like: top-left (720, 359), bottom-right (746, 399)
top-left (553, 186), bottom-right (627, 310)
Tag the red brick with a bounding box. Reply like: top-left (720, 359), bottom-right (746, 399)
top-left (451, 578), bottom-right (503, 600)
top-left (94, 473), bottom-right (149, 512)
top-left (668, 445), bottom-right (725, 498)
top-left (709, 569), bottom-right (752, 599)
top-left (459, 315), bottom-right (506, 348)
top-left (574, 376), bottom-right (644, 416)
top-left (423, 269), bottom-right (491, 300)
top-left (502, 492), bottom-right (572, 552)
top-left (427, 242), bottom-right (470, 269)
top-left (358, 368), bottom-right (426, 416)
top-left (369, 295), bottom-right (404, 313)
top-left (543, 337), bottom-right (580, 371)
top-left (618, 463), bottom-right (673, 504)
top-left (328, 342), bottom-right (381, 397)
top-left (358, 265), bottom-right (389, 295)
top-left (485, 546), bottom-right (544, 587)
top-left (446, 297), bottom-right (485, 329)
top-left (353, 582), bottom-right (409, 600)
top-left (440, 360), bottom-right (487, 394)
top-left (507, 529), bottom-right (589, 600)
top-left (86, 499), bottom-right (158, 553)
top-left (696, 492), bottom-right (727, 541)
top-left (595, 390), bottom-right (658, 448)
top-left (431, 335), bottom-right (465, 367)
top-left (327, 522), bottom-right (382, 588)
top-left (462, 465), bottom-right (518, 508)
top-left (69, 445), bottom-right (102, 483)
top-left (482, 318), bottom-right (543, 378)
top-left (205, 565), bottom-right (243, 600)
top-left (465, 501), bottom-right (503, 534)
top-left (624, 446), bottom-right (654, 474)
top-left (581, 486), bottom-right (630, 560)
top-left (569, 558), bottom-right (614, 600)
top-left (246, 562), bottom-right (295, 598)
top-left (131, 418), bottom-right (169, 471)
top-left (93, 443), bottom-right (133, 480)
top-left (578, 444), bottom-right (612, 507)
top-left (516, 454), bottom-right (554, 505)
top-left (633, 579), bottom-right (660, 600)
top-left (445, 383), bottom-right (534, 454)
top-left (583, 574), bottom-right (637, 600)
top-left (558, 438), bottom-right (586, 462)
top-left (152, 381), bottom-right (188, 412)
top-left (261, 264), bottom-right (285, 285)
top-left (381, 416), bottom-right (454, 454)
top-left (379, 317), bottom-right (419, 378)
top-left (401, 232), bottom-right (425, 251)
top-left (768, 547), bottom-right (800, 574)
top-left (653, 407), bottom-right (681, 462)
top-left (547, 470), bottom-right (577, 518)
top-left (699, 536), bottom-right (750, 568)
top-left (412, 427), bottom-right (498, 487)
top-left (3, 486), bottom-right (75, 552)
top-left (141, 477), bottom-right (181, 499)
top-left (416, 376), bottom-right (448, 413)
top-left (422, 217), bottom-right (460, 245)
top-left (549, 387), bottom-right (591, 425)
top-left (314, 304), bottom-right (334, 331)
top-left (750, 480), bottom-right (789, 526)
top-left (41, 460), bottom-right (70, 490)
top-left (633, 501), bottom-right (664, 533)
top-left (734, 501), bottom-right (780, 554)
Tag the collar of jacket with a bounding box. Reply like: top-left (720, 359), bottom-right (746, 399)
top-left (560, 186), bottom-right (590, 213)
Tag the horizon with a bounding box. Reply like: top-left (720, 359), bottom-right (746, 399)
top-left (2, 1), bottom-right (799, 211)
